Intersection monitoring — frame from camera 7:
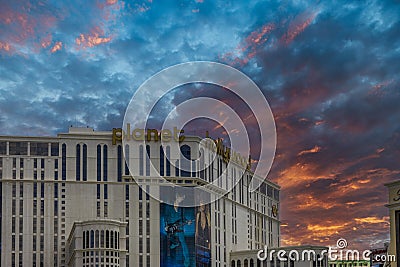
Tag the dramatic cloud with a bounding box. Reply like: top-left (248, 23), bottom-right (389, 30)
top-left (1, 0), bottom-right (399, 251)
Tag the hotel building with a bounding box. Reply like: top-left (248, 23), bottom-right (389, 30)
top-left (385, 181), bottom-right (400, 267)
top-left (0, 127), bottom-right (281, 267)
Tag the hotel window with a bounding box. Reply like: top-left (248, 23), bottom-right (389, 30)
top-left (0, 141), bottom-right (6, 155)
top-left (159, 146), bottom-right (164, 176)
top-left (97, 201), bottom-right (100, 217)
top-left (9, 142), bottom-right (28, 155)
top-left (124, 144), bottom-right (130, 175)
top-left (192, 160), bottom-right (196, 177)
top-left (126, 184), bottom-right (130, 200)
top-left (95, 230), bottom-right (99, 248)
top-left (40, 183), bottom-right (44, 198)
top-left (83, 144), bottom-right (87, 181)
top-left (19, 199), bottom-right (23, 215)
top-left (166, 146), bottom-right (171, 176)
top-left (115, 231), bottom-right (118, 249)
top-left (146, 204), bottom-right (150, 218)
top-left (200, 148), bottom-right (205, 179)
top-left (180, 145), bottom-right (191, 177)
top-left (76, 144), bottom-right (81, 181)
top-left (19, 183), bottom-right (23, 197)
top-left (40, 235), bottom-right (44, 251)
top-left (211, 161), bottom-right (214, 181)
top-left (104, 184), bottom-right (108, 199)
top-left (103, 145), bottom-right (108, 181)
top-left (54, 183), bottom-right (58, 198)
top-left (30, 142), bottom-right (48, 156)
top-left (273, 189), bottom-right (279, 201)
top-left (33, 199), bottom-right (37, 215)
top-left (12, 183), bottom-right (16, 197)
top-left (100, 230), bottom-right (104, 247)
top-left (90, 230), bottom-right (94, 248)
top-left (86, 231), bottom-right (90, 249)
top-left (106, 230), bottom-right (110, 248)
top-left (97, 145), bottom-right (101, 181)
top-left (117, 145), bottom-right (122, 182)
top-left (139, 145), bottom-right (144, 175)
top-left (51, 143), bottom-right (59, 156)
top-left (40, 199), bottom-right (44, 214)
top-left (175, 160), bottom-right (180, 177)
top-left (97, 184), bottom-right (100, 199)
top-left (19, 234), bottom-right (23, 250)
top-left (145, 145), bottom-right (150, 176)
top-left (62, 144), bottom-right (66, 180)
top-left (146, 185), bottom-right (150, 201)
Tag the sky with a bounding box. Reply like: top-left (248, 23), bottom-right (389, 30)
top-left (1, 0), bottom-right (400, 250)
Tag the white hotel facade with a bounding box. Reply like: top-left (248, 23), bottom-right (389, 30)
top-left (0, 127), bottom-right (281, 267)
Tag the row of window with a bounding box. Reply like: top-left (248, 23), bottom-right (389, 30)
top-left (0, 141), bottom-right (59, 156)
top-left (83, 229), bottom-right (120, 250)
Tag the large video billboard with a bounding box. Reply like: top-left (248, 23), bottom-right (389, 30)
top-left (160, 187), bottom-right (211, 267)
top-left (195, 203), bottom-right (211, 266)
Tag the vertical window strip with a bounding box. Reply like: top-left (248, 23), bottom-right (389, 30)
top-left (97, 145), bottom-right (101, 182)
top-left (145, 145), bottom-right (150, 176)
top-left (124, 145), bottom-right (130, 175)
top-left (76, 144), bottom-right (80, 181)
top-left (139, 145), bottom-right (143, 176)
top-left (103, 145), bottom-right (108, 181)
top-left (159, 146), bottom-right (164, 176)
top-left (166, 146), bottom-right (171, 176)
top-left (117, 145), bottom-right (122, 182)
top-left (61, 144), bottom-right (66, 181)
top-left (82, 144), bottom-right (87, 181)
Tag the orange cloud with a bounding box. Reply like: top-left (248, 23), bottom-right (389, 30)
top-left (295, 194), bottom-right (337, 210)
top-left (354, 216), bottom-right (389, 224)
top-left (277, 162), bottom-right (335, 188)
top-left (0, 41), bottom-right (12, 52)
top-left (50, 41), bottom-right (62, 53)
top-left (106, 0), bottom-right (118, 5)
top-left (298, 145), bottom-right (321, 156)
top-left (40, 34), bottom-right (52, 49)
top-left (307, 223), bottom-right (348, 237)
top-left (76, 27), bottom-right (112, 49)
top-left (220, 23), bottom-right (275, 66)
top-left (0, 2), bottom-right (59, 55)
top-left (281, 9), bottom-right (319, 45)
